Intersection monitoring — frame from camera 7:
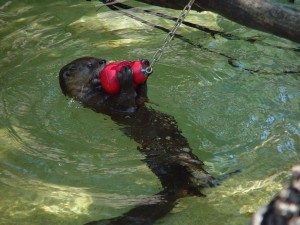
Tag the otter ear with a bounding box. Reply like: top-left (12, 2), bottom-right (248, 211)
top-left (59, 67), bottom-right (72, 96)
top-left (62, 70), bottom-right (71, 78)
top-left (60, 64), bottom-right (75, 79)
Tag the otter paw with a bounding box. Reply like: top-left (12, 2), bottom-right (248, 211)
top-left (117, 65), bottom-right (134, 89)
top-left (141, 59), bottom-right (150, 67)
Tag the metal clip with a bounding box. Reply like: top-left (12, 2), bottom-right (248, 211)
top-left (142, 66), bottom-right (153, 75)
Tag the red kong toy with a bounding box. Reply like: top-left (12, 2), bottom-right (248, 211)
top-left (99, 60), bottom-right (151, 94)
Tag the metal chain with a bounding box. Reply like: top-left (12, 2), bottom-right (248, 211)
top-left (145, 0), bottom-right (195, 74)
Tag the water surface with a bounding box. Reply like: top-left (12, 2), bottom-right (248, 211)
top-left (0, 1), bottom-right (299, 225)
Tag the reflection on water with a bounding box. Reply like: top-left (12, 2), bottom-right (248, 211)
top-left (0, 0), bottom-right (299, 225)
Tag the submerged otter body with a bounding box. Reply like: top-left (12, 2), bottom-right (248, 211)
top-left (59, 57), bottom-right (216, 225)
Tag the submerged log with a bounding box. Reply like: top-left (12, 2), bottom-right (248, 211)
top-left (134, 0), bottom-right (300, 43)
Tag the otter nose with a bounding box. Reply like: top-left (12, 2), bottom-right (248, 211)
top-left (99, 59), bottom-right (107, 65)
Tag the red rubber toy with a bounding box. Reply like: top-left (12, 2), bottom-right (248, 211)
top-left (99, 60), bottom-right (150, 94)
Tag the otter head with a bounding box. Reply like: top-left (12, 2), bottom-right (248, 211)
top-left (59, 57), bottom-right (106, 100)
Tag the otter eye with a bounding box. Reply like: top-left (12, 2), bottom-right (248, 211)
top-left (99, 60), bottom-right (106, 65)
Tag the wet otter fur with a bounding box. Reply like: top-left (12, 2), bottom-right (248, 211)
top-left (59, 57), bottom-right (217, 225)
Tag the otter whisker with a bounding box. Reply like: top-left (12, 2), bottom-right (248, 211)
top-left (79, 84), bottom-right (86, 99)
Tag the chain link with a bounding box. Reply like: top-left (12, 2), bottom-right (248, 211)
top-left (145, 0), bottom-right (195, 74)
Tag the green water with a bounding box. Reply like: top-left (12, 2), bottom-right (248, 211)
top-left (0, 1), bottom-right (299, 224)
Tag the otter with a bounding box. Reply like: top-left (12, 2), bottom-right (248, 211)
top-left (59, 57), bottom-right (217, 225)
